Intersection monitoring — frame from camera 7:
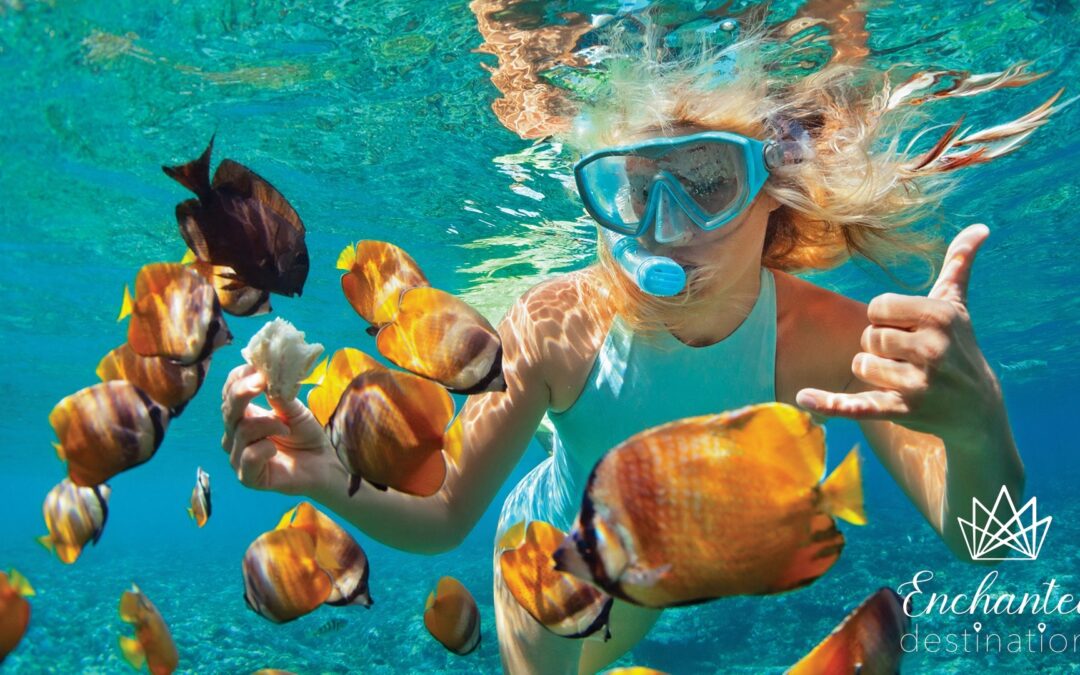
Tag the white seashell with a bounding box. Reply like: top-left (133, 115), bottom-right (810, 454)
top-left (241, 318), bottom-right (324, 402)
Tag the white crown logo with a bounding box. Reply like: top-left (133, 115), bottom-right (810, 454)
top-left (958, 486), bottom-right (1051, 561)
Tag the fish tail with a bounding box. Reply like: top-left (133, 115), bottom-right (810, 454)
top-left (180, 248), bottom-right (197, 264)
top-left (274, 505), bottom-right (299, 530)
top-left (36, 535), bottom-right (56, 554)
top-left (117, 284), bottom-right (133, 321)
top-left (336, 242), bottom-right (357, 271)
top-left (118, 635), bottom-right (146, 670)
top-left (821, 445), bottom-right (867, 526)
top-left (186, 507), bottom-right (195, 521)
top-left (162, 135), bottom-right (215, 195)
top-left (8, 569), bottom-right (34, 597)
top-left (299, 357), bottom-right (328, 386)
top-left (51, 442), bottom-right (65, 461)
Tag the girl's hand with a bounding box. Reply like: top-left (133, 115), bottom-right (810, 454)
top-left (796, 224), bottom-right (1003, 445)
top-left (221, 364), bottom-right (342, 496)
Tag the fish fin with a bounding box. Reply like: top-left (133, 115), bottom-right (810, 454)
top-left (821, 445), bottom-right (867, 526)
top-left (442, 416), bottom-right (465, 465)
top-left (37, 535), bottom-right (56, 554)
top-left (162, 135), bottom-right (214, 195)
top-left (187, 507), bottom-right (195, 520)
top-left (52, 442), bottom-right (65, 460)
top-left (300, 357), bottom-right (328, 386)
top-left (497, 521), bottom-right (527, 551)
top-left (395, 451), bottom-right (447, 497)
top-left (336, 242), bottom-right (357, 271)
top-left (275, 505), bottom-right (299, 530)
top-left (118, 635), bottom-right (146, 670)
top-left (365, 324), bottom-right (380, 337)
top-left (180, 248), bottom-right (196, 264)
top-left (425, 590), bottom-right (436, 611)
top-left (9, 569), bottom-right (34, 597)
top-left (117, 284), bottom-right (133, 321)
top-left (347, 475), bottom-right (362, 496)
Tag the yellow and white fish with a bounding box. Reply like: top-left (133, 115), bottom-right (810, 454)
top-left (304, 348), bottom-right (386, 426)
top-left (187, 467), bottom-right (211, 528)
top-left (338, 240), bottom-right (429, 330)
top-left (96, 343), bottom-right (210, 416)
top-left (118, 584), bottom-right (178, 675)
top-left (554, 403), bottom-right (866, 608)
top-left (277, 502), bottom-right (372, 609)
top-left (787, 588), bottom-right (909, 674)
top-left (423, 576), bottom-right (480, 655)
top-left (39, 478), bottom-right (111, 564)
top-left (50, 381), bottom-right (170, 487)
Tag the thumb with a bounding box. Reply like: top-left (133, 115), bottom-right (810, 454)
top-left (929, 223), bottom-right (990, 305)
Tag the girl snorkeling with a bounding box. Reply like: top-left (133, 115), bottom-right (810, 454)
top-left (221, 8), bottom-right (1064, 673)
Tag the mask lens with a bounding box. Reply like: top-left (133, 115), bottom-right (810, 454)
top-left (656, 141), bottom-right (745, 219)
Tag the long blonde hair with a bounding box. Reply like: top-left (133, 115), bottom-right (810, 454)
top-left (561, 20), bottom-right (1067, 335)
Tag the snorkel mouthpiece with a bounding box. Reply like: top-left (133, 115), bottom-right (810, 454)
top-left (601, 228), bottom-right (687, 297)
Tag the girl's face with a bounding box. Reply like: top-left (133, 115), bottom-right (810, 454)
top-left (628, 125), bottom-right (779, 268)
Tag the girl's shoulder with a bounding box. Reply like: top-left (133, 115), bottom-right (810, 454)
top-left (772, 269), bottom-right (870, 401)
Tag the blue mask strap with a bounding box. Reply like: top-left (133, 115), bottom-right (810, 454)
top-left (601, 228), bottom-right (687, 297)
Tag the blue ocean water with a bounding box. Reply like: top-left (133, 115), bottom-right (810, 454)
top-left (1, 0), bottom-right (1078, 673)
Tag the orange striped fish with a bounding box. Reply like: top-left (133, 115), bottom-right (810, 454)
top-left (96, 343), bottom-right (209, 416)
top-left (0, 570), bottom-right (33, 663)
top-left (118, 584), bottom-right (178, 675)
top-left (499, 520), bottom-right (612, 640)
top-left (304, 348), bottom-right (386, 426)
top-left (788, 588), bottom-right (909, 675)
top-left (277, 503), bottom-right (372, 609)
top-left (375, 286), bottom-right (506, 394)
top-left (242, 528), bottom-right (333, 624)
top-left (189, 259), bottom-right (271, 317)
top-left (424, 576), bottom-right (480, 655)
top-left (554, 403), bottom-right (866, 608)
top-left (187, 467), bottom-right (211, 528)
top-left (50, 381), bottom-right (170, 487)
top-left (121, 263), bottom-right (231, 365)
top-left (338, 240), bottom-right (429, 331)
top-left (326, 369), bottom-right (453, 497)
top-left (39, 478), bottom-right (110, 564)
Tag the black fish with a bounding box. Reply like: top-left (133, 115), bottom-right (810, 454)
top-left (163, 136), bottom-right (309, 297)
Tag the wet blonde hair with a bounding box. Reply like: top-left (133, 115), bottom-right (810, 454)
top-left (561, 21), bottom-right (1066, 335)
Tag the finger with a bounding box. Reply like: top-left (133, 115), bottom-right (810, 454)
top-left (796, 387), bottom-right (910, 420)
top-left (222, 364), bottom-right (256, 401)
top-left (237, 439), bottom-right (278, 488)
top-left (867, 294), bottom-right (955, 330)
top-left (222, 369), bottom-right (268, 431)
top-left (227, 414), bottom-right (289, 466)
top-left (851, 352), bottom-right (926, 393)
top-left (928, 223), bottom-right (989, 305)
top-left (861, 325), bottom-right (917, 361)
top-left (265, 394), bottom-right (311, 423)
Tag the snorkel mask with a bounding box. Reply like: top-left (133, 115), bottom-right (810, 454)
top-left (576, 128), bottom-right (806, 296)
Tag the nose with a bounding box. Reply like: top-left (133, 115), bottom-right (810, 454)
top-left (651, 182), bottom-right (696, 245)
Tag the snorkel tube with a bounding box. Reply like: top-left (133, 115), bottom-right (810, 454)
top-left (601, 228), bottom-right (687, 297)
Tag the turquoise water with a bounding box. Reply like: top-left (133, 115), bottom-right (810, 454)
top-left (1, 0), bottom-right (1079, 673)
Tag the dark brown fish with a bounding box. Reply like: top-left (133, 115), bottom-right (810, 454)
top-left (50, 381), bottom-right (170, 487)
top-left (96, 343), bottom-right (209, 416)
top-left (121, 263), bottom-right (231, 366)
top-left (164, 136), bottom-right (309, 297)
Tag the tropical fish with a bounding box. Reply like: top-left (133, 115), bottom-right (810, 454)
top-left (120, 262), bottom-right (232, 366)
top-left (375, 286), bottom-right (506, 394)
top-left (50, 381), bottom-right (170, 487)
top-left (118, 584), bottom-right (179, 675)
top-left (163, 136), bottom-right (309, 297)
top-left (603, 669), bottom-right (669, 675)
top-left (96, 343), bottom-right (210, 416)
top-left (305, 348), bottom-right (386, 425)
top-left (252, 671), bottom-right (297, 675)
top-left (787, 588), bottom-right (909, 675)
top-left (338, 240), bottom-right (429, 330)
top-left (553, 403), bottom-right (866, 608)
top-left (39, 478), bottom-right (110, 564)
top-left (498, 520), bottom-right (612, 640)
top-left (424, 576), bottom-right (480, 655)
top-left (0, 570), bottom-right (34, 663)
top-left (189, 259), bottom-right (272, 317)
top-left (276, 502), bottom-right (372, 608)
top-left (242, 528), bottom-right (333, 623)
top-left (326, 369), bottom-right (453, 497)
top-left (310, 618), bottom-right (347, 637)
top-left (187, 467), bottom-right (211, 528)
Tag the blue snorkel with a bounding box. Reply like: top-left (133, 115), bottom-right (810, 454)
top-left (600, 228), bottom-right (687, 297)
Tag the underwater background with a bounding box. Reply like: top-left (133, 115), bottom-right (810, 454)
top-left (1, 0), bottom-right (1078, 672)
